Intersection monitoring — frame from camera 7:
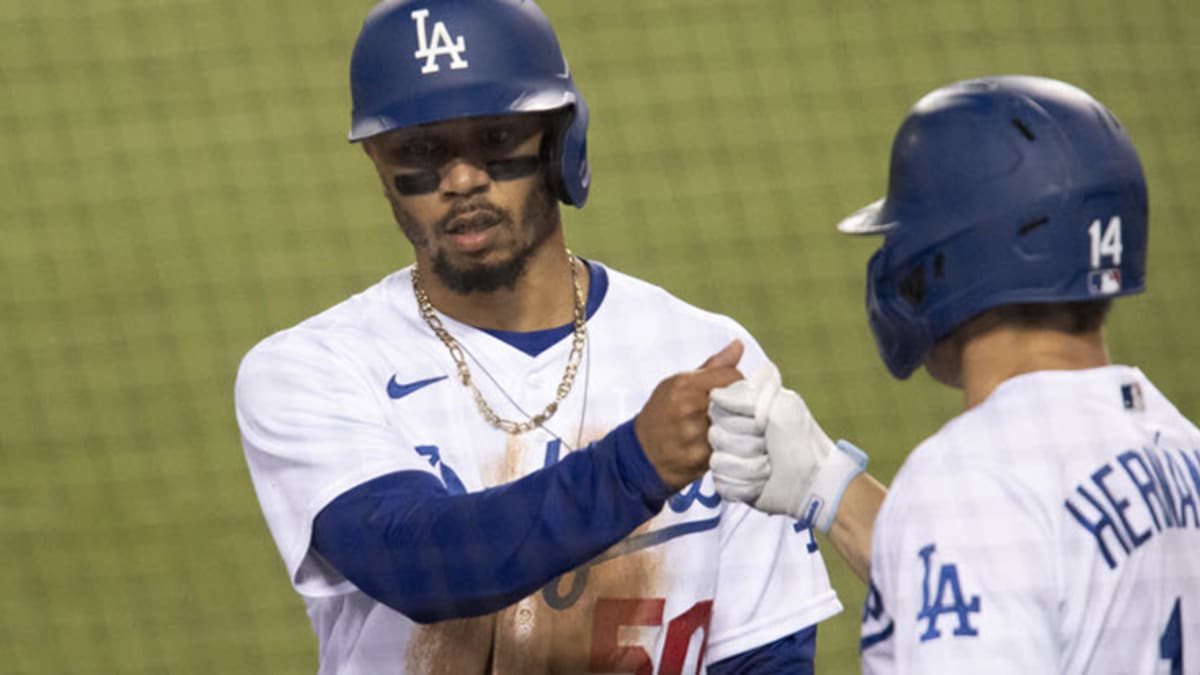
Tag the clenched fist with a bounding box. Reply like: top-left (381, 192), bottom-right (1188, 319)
top-left (635, 340), bottom-right (744, 491)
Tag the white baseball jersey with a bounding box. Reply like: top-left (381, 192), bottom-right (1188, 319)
top-left (861, 366), bottom-right (1200, 674)
top-left (237, 261), bottom-right (840, 674)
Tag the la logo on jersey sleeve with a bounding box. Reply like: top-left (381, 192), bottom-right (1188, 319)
top-left (862, 542), bottom-right (983, 658)
top-left (915, 543), bottom-right (981, 642)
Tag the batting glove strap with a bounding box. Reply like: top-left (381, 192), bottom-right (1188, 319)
top-left (748, 387), bottom-right (869, 533)
top-left (800, 439), bottom-right (868, 533)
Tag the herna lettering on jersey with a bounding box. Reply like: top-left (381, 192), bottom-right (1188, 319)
top-left (1065, 433), bottom-right (1200, 570)
top-left (411, 8), bottom-right (468, 74)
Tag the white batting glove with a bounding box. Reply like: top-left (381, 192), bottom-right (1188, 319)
top-left (708, 365), bottom-right (780, 502)
top-left (708, 364), bottom-right (868, 532)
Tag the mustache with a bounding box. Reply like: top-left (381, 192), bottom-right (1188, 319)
top-left (437, 200), bottom-right (510, 234)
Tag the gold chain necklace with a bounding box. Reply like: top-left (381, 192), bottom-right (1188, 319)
top-left (412, 251), bottom-right (588, 435)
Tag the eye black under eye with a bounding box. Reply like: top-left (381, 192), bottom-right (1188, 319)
top-left (393, 171), bottom-right (439, 195)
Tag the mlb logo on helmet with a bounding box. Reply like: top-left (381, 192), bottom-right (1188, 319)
top-left (1087, 269), bottom-right (1122, 295)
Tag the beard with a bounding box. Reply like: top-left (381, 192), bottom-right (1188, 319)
top-left (431, 246), bottom-right (530, 294)
top-left (394, 180), bottom-right (559, 294)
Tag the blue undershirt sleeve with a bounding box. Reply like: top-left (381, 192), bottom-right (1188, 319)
top-left (311, 418), bottom-right (673, 623)
top-left (707, 625), bottom-right (817, 675)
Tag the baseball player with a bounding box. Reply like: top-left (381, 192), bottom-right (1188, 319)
top-left (706, 75), bottom-right (1200, 673)
top-left (235, 1), bottom-right (842, 672)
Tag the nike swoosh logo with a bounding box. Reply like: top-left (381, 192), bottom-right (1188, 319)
top-left (387, 375), bottom-right (448, 400)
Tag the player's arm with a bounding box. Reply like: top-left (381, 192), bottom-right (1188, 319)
top-left (311, 342), bottom-right (744, 623)
top-left (707, 364), bottom-right (885, 583)
top-left (312, 419), bottom-right (667, 623)
top-left (827, 473), bottom-right (886, 582)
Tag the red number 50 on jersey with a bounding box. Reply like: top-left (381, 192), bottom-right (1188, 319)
top-left (589, 598), bottom-right (714, 675)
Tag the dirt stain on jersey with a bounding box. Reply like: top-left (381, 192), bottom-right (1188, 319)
top-left (489, 425), bottom-right (667, 672)
top-left (499, 538), bottom-right (665, 673)
top-left (400, 533), bottom-right (670, 674)
top-left (404, 614), bottom-right (494, 674)
top-left (404, 426), bottom-right (669, 673)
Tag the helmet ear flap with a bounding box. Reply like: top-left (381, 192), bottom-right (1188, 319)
top-left (563, 132), bottom-right (590, 206)
top-left (537, 105), bottom-right (589, 207)
top-left (540, 110), bottom-right (569, 202)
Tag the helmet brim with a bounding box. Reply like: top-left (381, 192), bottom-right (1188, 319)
top-left (349, 80), bottom-right (578, 142)
top-left (836, 198), bottom-right (896, 235)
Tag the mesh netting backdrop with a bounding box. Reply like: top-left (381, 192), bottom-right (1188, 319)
top-left (3, 0), bottom-right (1197, 672)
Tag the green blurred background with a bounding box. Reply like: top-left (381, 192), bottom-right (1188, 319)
top-left (3, 0), bottom-right (1197, 672)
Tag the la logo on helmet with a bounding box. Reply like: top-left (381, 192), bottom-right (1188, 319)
top-left (411, 9), bottom-right (469, 74)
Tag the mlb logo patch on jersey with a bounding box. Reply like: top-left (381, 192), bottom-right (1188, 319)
top-left (1087, 268), bottom-right (1122, 295)
top-left (1120, 382), bottom-right (1145, 411)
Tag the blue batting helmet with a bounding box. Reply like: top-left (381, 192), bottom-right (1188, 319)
top-left (838, 75), bottom-right (1148, 379)
top-left (348, 0), bottom-right (591, 207)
